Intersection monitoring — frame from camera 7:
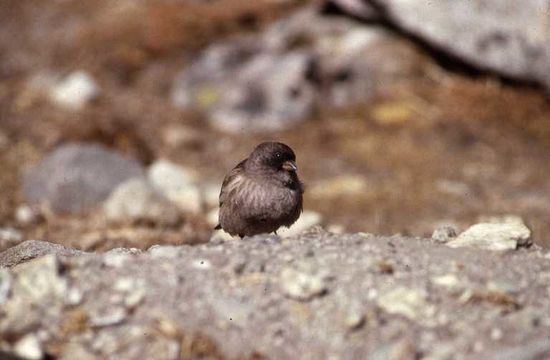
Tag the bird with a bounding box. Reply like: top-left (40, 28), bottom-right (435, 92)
top-left (215, 142), bottom-right (304, 238)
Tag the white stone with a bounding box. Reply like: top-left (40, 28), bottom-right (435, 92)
top-left (447, 221), bottom-right (531, 251)
top-left (377, 287), bottom-right (432, 320)
top-left (431, 274), bottom-right (461, 289)
top-left (65, 287), bottom-right (83, 306)
top-left (277, 210), bottom-right (322, 238)
top-left (280, 267), bottom-right (327, 301)
top-left (148, 160), bottom-right (202, 214)
top-left (15, 205), bottom-right (40, 225)
top-left (104, 178), bottom-right (181, 225)
top-left (0, 227), bottom-right (23, 243)
top-left (14, 334), bottom-right (43, 360)
top-left (50, 71), bottom-right (99, 110)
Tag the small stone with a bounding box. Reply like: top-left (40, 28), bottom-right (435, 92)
top-left (49, 71), bottom-right (99, 110)
top-left (13, 334), bottom-right (43, 360)
top-left (65, 287), bottom-right (83, 306)
top-left (490, 328), bottom-right (503, 341)
top-left (89, 307), bottom-right (127, 327)
top-left (15, 205), bottom-right (42, 226)
top-left (431, 226), bottom-right (457, 243)
top-left (377, 287), bottom-right (432, 320)
top-left (447, 221), bottom-right (531, 251)
top-left (0, 227), bottom-right (23, 248)
top-left (344, 305), bottom-right (365, 330)
top-left (113, 278), bottom-right (145, 307)
top-left (104, 178), bottom-right (181, 225)
top-left (280, 266), bottom-right (328, 301)
top-left (277, 211), bottom-right (322, 238)
top-left (148, 160), bottom-right (202, 214)
top-left (431, 274), bottom-right (461, 290)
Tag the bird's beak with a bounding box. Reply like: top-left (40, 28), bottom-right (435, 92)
top-left (282, 160), bottom-right (297, 172)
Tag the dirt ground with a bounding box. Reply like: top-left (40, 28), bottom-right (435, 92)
top-left (1, 0), bottom-right (550, 249)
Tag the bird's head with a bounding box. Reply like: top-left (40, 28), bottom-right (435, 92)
top-left (248, 142), bottom-right (298, 173)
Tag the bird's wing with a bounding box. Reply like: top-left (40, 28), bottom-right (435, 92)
top-left (219, 159), bottom-right (247, 208)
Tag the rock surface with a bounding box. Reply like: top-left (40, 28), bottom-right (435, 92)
top-left (364, 0), bottom-right (550, 91)
top-left (1, 233), bottom-right (550, 359)
top-left (172, 7), bottom-right (425, 132)
top-left (0, 240), bottom-right (84, 268)
top-left (22, 143), bottom-right (144, 213)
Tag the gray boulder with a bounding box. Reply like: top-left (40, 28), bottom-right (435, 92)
top-left (22, 143), bottom-right (144, 213)
top-left (368, 0), bottom-right (550, 90)
top-left (172, 8), bottom-right (425, 132)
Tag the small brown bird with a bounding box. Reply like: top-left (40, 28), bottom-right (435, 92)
top-left (215, 142), bottom-right (304, 238)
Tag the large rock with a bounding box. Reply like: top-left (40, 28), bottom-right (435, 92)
top-left (367, 0), bottom-right (550, 91)
top-left (172, 7), bottom-right (425, 132)
top-left (1, 234), bottom-right (549, 359)
top-left (22, 143), bottom-right (144, 213)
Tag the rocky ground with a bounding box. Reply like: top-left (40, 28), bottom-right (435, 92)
top-left (1, 1), bottom-right (550, 358)
top-left (1, 228), bottom-right (550, 359)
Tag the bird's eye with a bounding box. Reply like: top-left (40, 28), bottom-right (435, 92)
top-left (275, 152), bottom-right (281, 158)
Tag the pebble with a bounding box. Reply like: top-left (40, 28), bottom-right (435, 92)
top-left (279, 266), bottom-right (328, 301)
top-left (89, 308), bottom-right (127, 327)
top-left (377, 287), bottom-right (432, 320)
top-left (344, 304), bottom-right (365, 330)
top-left (13, 334), bottom-right (43, 360)
top-left (431, 226), bottom-right (457, 243)
top-left (431, 274), bottom-right (461, 290)
top-left (15, 205), bottom-right (41, 226)
top-left (49, 71), bottom-right (99, 110)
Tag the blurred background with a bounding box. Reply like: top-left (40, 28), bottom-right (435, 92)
top-left (1, 0), bottom-right (550, 251)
